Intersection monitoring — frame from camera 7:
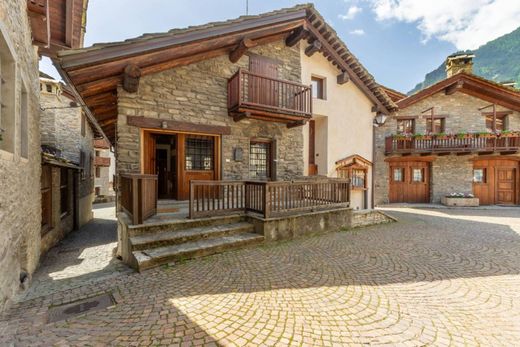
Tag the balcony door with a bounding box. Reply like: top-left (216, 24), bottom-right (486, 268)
top-left (249, 54), bottom-right (279, 107)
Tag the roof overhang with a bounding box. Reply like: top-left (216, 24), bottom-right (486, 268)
top-left (335, 154), bottom-right (372, 169)
top-left (55, 5), bottom-right (397, 143)
top-left (398, 72), bottom-right (520, 112)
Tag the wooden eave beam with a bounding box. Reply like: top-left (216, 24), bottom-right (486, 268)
top-left (58, 10), bottom-right (308, 69)
top-left (229, 38), bottom-right (257, 63)
top-left (305, 40), bottom-right (322, 57)
top-left (28, 0), bottom-right (50, 48)
top-left (337, 71), bottom-right (349, 85)
top-left (122, 64), bottom-right (141, 93)
top-left (64, 0), bottom-right (74, 47)
top-left (285, 26), bottom-right (309, 47)
top-left (305, 21), bottom-right (391, 114)
top-left (287, 119), bottom-right (307, 128)
top-left (445, 80), bottom-right (464, 95)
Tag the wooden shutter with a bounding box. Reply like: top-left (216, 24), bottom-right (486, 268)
top-left (142, 131), bottom-right (156, 174)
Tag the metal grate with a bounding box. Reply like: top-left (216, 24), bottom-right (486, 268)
top-left (249, 142), bottom-right (270, 179)
top-left (185, 136), bottom-right (214, 171)
top-left (47, 293), bottom-right (116, 323)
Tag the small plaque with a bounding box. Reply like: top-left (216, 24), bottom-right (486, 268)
top-left (233, 147), bottom-right (243, 161)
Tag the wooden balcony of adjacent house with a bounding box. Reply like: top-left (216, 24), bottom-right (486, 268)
top-left (385, 133), bottom-right (520, 155)
top-left (94, 156), bottom-right (111, 167)
top-left (227, 68), bottom-right (312, 127)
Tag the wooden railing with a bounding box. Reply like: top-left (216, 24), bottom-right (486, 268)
top-left (385, 134), bottom-right (520, 154)
top-left (120, 174), bottom-right (158, 225)
top-left (189, 179), bottom-right (350, 219)
top-left (228, 68), bottom-right (312, 118)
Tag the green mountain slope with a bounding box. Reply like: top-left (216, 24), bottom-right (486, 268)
top-left (409, 26), bottom-right (520, 95)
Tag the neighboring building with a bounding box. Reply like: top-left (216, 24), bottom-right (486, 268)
top-left (93, 138), bottom-right (114, 198)
top-left (375, 53), bottom-right (520, 205)
top-left (0, 0), bottom-right (92, 311)
top-left (39, 77), bottom-right (98, 254)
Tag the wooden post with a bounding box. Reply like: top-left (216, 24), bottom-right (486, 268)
top-left (263, 182), bottom-right (270, 219)
top-left (131, 176), bottom-right (139, 225)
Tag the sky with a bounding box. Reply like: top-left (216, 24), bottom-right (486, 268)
top-left (40, 0), bottom-right (520, 93)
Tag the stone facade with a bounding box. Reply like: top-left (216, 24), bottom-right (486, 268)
top-left (374, 90), bottom-right (520, 205)
top-left (0, 0), bottom-right (42, 311)
top-left (39, 78), bottom-right (95, 254)
top-left (116, 40), bottom-right (304, 182)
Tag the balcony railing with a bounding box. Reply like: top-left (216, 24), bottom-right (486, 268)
top-left (228, 68), bottom-right (312, 120)
top-left (120, 174), bottom-right (158, 224)
top-left (189, 179), bottom-right (350, 219)
top-left (94, 156), bottom-right (111, 167)
top-left (385, 133), bottom-right (520, 155)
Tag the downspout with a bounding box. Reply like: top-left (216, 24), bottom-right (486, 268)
top-left (371, 123), bottom-right (376, 209)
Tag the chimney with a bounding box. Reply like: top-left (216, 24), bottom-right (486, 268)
top-left (445, 53), bottom-right (475, 78)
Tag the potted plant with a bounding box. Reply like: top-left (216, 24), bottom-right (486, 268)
top-left (441, 193), bottom-right (479, 207)
top-left (499, 130), bottom-right (519, 138)
top-left (455, 131), bottom-right (472, 139)
top-left (477, 131), bottom-right (495, 139)
top-left (393, 133), bottom-right (411, 141)
top-left (435, 132), bottom-right (450, 140)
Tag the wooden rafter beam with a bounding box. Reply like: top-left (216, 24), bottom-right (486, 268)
top-left (122, 64), bottom-right (141, 93)
top-left (337, 71), bottom-right (349, 85)
top-left (287, 119), bottom-right (307, 128)
top-left (445, 80), bottom-right (464, 95)
top-left (285, 26), bottom-right (309, 47)
top-left (304, 40), bottom-right (321, 57)
top-left (229, 38), bottom-right (257, 63)
top-left (65, 0), bottom-right (74, 47)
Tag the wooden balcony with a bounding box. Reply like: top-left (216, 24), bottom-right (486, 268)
top-left (227, 68), bottom-right (312, 126)
top-left (120, 174), bottom-right (158, 224)
top-left (385, 133), bottom-right (520, 155)
top-left (94, 156), bottom-right (111, 167)
top-left (189, 179), bottom-right (350, 219)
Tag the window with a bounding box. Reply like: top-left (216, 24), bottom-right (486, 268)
top-left (0, 26), bottom-right (16, 154)
top-left (426, 118), bottom-right (445, 133)
top-left (41, 165), bottom-right (52, 233)
top-left (19, 82), bottom-right (28, 158)
top-left (393, 168), bottom-right (404, 182)
top-left (485, 115), bottom-right (506, 132)
top-left (397, 119), bottom-right (415, 134)
top-left (95, 166), bottom-right (101, 178)
top-left (60, 168), bottom-right (70, 217)
top-left (412, 168), bottom-right (424, 182)
top-left (250, 141), bottom-right (271, 179)
top-left (473, 168), bottom-right (486, 183)
top-left (95, 150), bottom-right (100, 157)
top-left (80, 150), bottom-right (91, 180)
top-left (185, 136), bottom-right (214, 170)
top-left (351, 169), bottom-right (367, 188)
top-left (311, 76), bottom-right (325, 100)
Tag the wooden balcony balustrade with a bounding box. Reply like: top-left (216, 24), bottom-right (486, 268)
top-left (94, 156), bottom-right (111, 167)
top-left (189, 179), bottom-right (351, 219)
top-left (385, 134), bottom-right (520, 155)
top-left (228, 68), bottom-right (312, 123)
top-left (120, 174), bottom-right (158, 225)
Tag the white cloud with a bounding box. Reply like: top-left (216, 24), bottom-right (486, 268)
top-left (349, 29), bottom-right (366, 35)
top-left (339, 5), bottom-right (363, 20)
top-left (369, 0), bottom-right (520, 49)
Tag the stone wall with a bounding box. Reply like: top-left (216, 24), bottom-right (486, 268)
top-left (374, 90), bottom-right (520, 205)
top-left (116, 40), bottom-right (304, 182)
top-left (0, 0), bottom-right (42, 311)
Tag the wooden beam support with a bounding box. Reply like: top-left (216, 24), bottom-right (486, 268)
top-left (64, 0), bottom-right (74, 47)
top-left (232, 112), bottom-right (251, 123)
top-left (287, 119), bottom-right (307, 128)
top-left (122, 64), bottom-right (141, 93)
top-left (305, 40), bottom-right (322, 57)
top-left (127, 115), bottom-right (232, 135)
top-left (445, 80), bottom-right (464, 95)
top-left (337, 71), bottom-right (349, 85)
top-left (229, 38), bottom-right (257, 63)
top-left (285, 26), bottom-right (309, 47)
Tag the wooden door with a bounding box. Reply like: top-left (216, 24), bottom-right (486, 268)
top-left (142, 131), bottom-right (156, 174)
top-left (389, 161), bottom-right (430, 203)
top-left (496, 168), bottom-right (516, 205)
top-left (249, 55), bottom-right (279, 107)
top-left (308, 120), bottom-right (317, 175)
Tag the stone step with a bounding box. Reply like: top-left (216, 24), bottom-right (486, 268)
top-left (130, 222), bottom-right (255, 251)
top-left (133, 233), bottom-right (264, 272)
top-left (127, 214), bottom-right (245, 237)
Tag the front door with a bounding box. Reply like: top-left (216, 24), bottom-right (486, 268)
top-left (389, 161), bottom-right (430, 203)
top-left (497, 168), bottom-right (516, 205)
top-left (249, 54), bottom-right (279, 107)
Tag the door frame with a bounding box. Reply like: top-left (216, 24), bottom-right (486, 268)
top-left (140, 128), bottom-right (222, 200)
top-left (387, 157), bottom-right (433, 203)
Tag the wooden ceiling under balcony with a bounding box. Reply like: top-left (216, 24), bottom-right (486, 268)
top-left (56, 4), bottom-right (397, 143)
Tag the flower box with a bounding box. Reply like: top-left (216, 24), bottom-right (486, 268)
top-left (441, 196), bottom-right (479, 207)
top-left (477, 133), bottom-right (496, 139)
top-left (499, 131), bottom-right (519, 138)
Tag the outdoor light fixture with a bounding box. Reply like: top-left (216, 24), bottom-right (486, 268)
top-left (374, 113), bottom-right (388, 126)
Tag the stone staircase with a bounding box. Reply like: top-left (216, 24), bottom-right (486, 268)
top-left (126, 216), bottom-right (264, 271)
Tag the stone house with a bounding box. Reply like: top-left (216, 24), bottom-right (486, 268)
top-left (0, 0), bottom-right (91, 311)
top-left (39, 77), bottom-right (98, 254)
top-left (374, 53), bottom-right (520, 205)
top-left (93, 138), bottom-right (114, 198)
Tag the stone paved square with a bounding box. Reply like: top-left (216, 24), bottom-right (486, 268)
top-left (1, 206), bottom-right (520, 346)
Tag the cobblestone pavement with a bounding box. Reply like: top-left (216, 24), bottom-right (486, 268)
top-left (1, 207), bottom-right (520, 346)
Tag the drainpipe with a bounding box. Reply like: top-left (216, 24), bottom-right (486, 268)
top-left (371, 124), bottom-right (376, 209)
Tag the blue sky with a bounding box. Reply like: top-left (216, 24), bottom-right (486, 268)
top-left (41, 0), bottom-right (520, 93)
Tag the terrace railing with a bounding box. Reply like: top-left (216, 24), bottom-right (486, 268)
top-left (120, 174), bottom-right (158, 225)
top-left (228, 68), bottom-right (312, 119)
top-left (385, 134), bottom-right (520, 154)
top-left (189, 179), bottom-right (351, 219)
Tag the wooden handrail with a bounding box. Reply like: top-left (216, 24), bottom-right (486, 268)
top-left (120, 174), bottom-right (158, 224)
top-left (189, 179), bottom-right (351, 219)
